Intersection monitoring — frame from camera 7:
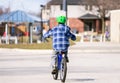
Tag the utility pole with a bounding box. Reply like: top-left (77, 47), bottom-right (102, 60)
top-left (40, 5), bottom-right (45, 42)
top-left (63, 0), bottom-right (67, 24)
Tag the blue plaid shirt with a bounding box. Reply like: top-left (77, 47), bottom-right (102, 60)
top-left (43, 24), bottom-right (76, 51)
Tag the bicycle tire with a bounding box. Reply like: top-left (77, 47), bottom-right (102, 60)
top-left (53, 58), bottom-right (58, 80)
top-left (53, 69), bottom-right (58, 80)
top-left (60, 57), bottom-right (67, 82)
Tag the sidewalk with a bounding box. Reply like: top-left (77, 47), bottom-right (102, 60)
top-left (0, 42), bottom-right (120, 54)
top-left (69, 42), bottom-right (120, 53)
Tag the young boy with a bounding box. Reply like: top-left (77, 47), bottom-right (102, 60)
top-left (43, 15), bottom-right (76, 74)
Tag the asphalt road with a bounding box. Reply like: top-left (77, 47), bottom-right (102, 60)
top-left (0, 42), bottom-right (120, 83)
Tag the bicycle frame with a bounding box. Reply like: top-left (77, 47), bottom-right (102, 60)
top-left (57, 53), bottom-right (63, 70)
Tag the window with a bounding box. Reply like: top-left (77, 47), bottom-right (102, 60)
top-left (85, 5), bottom-right (88, 10)
top-left (85, 5), bottom-right (92, 11)
top-left (89, 5), bottom-right (92, 11)
top-left (60, 4), bottom-right (62, 10)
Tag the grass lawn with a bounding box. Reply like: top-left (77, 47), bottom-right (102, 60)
top-left (0, 36), bottom-right (80, 49)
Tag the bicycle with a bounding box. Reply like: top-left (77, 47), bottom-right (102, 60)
top-left (52, 51), bottom-right (67, 83)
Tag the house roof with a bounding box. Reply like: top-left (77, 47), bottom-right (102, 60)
top-left (80, 13), bottom-right (99, 19)
top-left (46, 0), bottom-right (88, 9)
top-left (0, 10), bottom-right (41, 23)
top-left (48, 0), bottom-right (86, 5)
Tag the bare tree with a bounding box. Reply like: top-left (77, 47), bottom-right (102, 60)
top-left (85, 0), bottom-right (120, 33)
top-left (0, 7), bottom-right (3, 15)
top-left (0, 6), bottom-right (10, 15)
top-left (4, 7), bottom-right (10, 14)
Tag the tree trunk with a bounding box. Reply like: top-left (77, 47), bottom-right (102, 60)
top-left (101, 17), bottom-right (105, 34)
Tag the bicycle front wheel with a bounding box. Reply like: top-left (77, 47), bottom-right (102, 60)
top-left (52, 58), bottom-right (58, 80)
top-left (60, 57), bottom-right (67, 82)
top-left (52, 68), bottom-right (58, 80)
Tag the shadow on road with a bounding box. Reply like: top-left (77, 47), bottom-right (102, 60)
top-left (67, 78), bottom-right (95, 82)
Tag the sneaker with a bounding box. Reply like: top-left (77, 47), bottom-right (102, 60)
top-left (51, 68), bottom-right (57, 74)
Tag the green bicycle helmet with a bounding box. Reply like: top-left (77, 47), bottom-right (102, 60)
top-left (56, 16), bottom-right (66, 24)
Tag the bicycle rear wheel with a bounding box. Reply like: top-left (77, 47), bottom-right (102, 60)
top-left (60, 57), bottom-right (67, 82)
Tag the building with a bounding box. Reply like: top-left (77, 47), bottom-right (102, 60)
top-left (110, 10), bottom-right (120, 43)
top-left (45, 0), bottom-right (110, 34)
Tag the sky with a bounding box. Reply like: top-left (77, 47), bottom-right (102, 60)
top-left (0, 0), bottom-right (50, 14)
